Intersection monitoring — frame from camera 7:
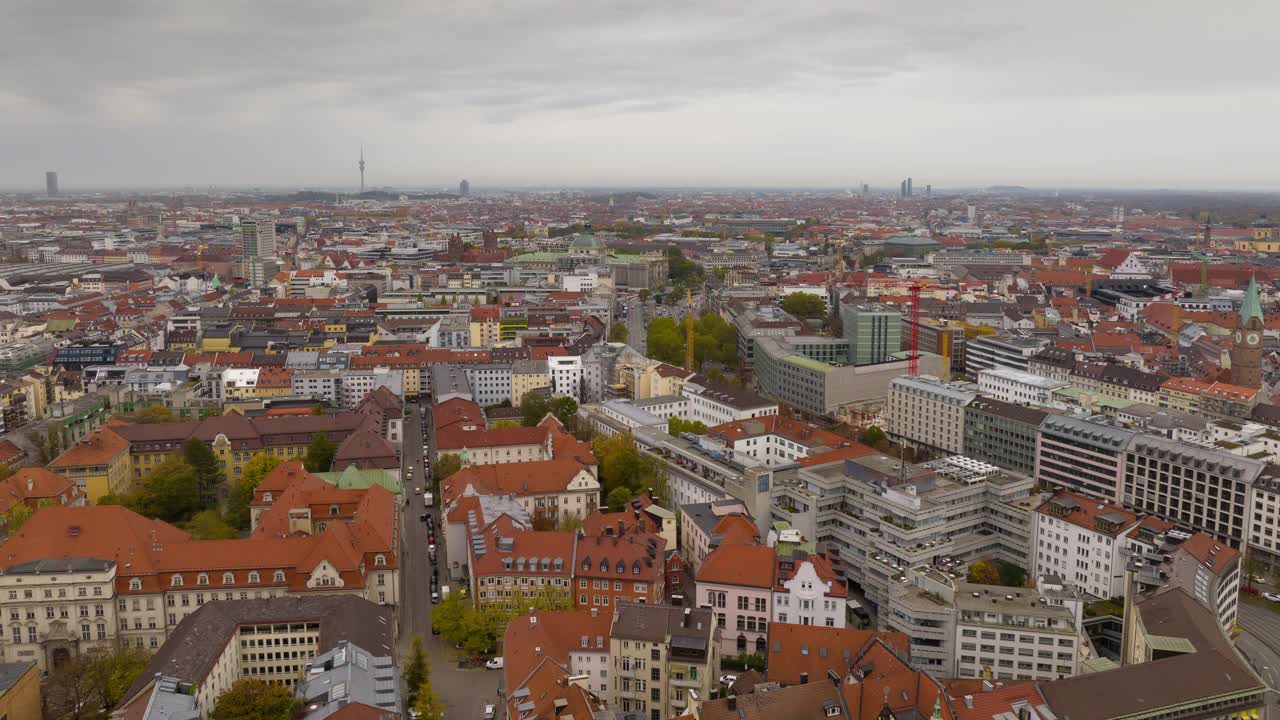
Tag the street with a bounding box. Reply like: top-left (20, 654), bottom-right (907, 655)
top-left (400, 401), bottom-right (501, 719)
top-left (1235, 602), bottom-right (1280, 715)
top-left (626, 297), bottom-right (647, 354)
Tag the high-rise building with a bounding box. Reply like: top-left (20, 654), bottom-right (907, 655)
top-left (459, 179), bottom-right (470, 197)
top-left (900, 179), bottom-right (907, 198)
top-left (241, 218), bottom-right (277, 287)
top-left (840, 302), bottom-right (901, 365)
top-left (45, 171), bottom-right (58, 197)
top-left (906, 177), bottom-right (913, 196)
top-left (925, 183), bottom-right (932, 197)
top-left (358, 146), bottom-right (366, 193)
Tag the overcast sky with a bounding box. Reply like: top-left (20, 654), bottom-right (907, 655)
top-left (4, 1), bottom-right (1277, 191)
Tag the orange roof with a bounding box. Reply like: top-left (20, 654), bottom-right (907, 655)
top-left (707, 415), bottom-right (851, 451)
top-left (1161, 376), bottom-right (1212, 394)
top-left (840, 638), bottom-right (954, 720)
top-left (442, 460), bottom-right (594, 502)
top-left (47, 428), bottom-right (129, 469)
top-left (469, 515), bottom-right (575, 577)
top-left (1176, 533), bottom-right (1240, 577)
top-left (0, 468), bottom-right (82, 515)
top-left (947, 682), bottom-right (1043, 720)
top-left (697, 543), bottom-right (775, 588)
top-left (765, 623), bottom-right (909, 686)
top-left (796, 443), bottom-right (878, 468)
top-left (502, 609), bottom-right (611, 701)
top-left (1035, 492), bottom-right (1137, 537)
top-left (1204, 381), bottom-right (1258, 401)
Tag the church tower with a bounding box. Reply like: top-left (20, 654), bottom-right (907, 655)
top-left (1231, 274), bottom-right (1265, 388)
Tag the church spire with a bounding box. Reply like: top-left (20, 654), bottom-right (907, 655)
top-left (1241, 274), bottom-right (1264, 327)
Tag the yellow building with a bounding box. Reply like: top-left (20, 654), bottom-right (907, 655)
top-left (469, 307), bottom-right (501, 348)
top-left (47, 428), bottom-right (133, 502)
top-left (0, 661), bottom-right (42, 720)
top-left (1157, 377), bottom-right (1211, 413)
top-left (511, 360), bottom-right (550, 404)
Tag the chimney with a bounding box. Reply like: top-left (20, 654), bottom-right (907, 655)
top-left (727, 697), bottom-right (736, 712)
top-left (25, 477), bottom-right (33, 493)
top-left (963, 696), bottom-right (974, 709)
top-left (530, 615), bottom-right (538, 627)
top-left (683, 607), bottom-right (691, 627)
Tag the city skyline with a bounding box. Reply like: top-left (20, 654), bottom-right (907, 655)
top-left (4, 2), bottom-right (1280, 190)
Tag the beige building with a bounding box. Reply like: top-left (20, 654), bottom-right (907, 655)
top-left (610, 604), bottom-right (720, 719)
top-left (0, 661), bottom-right (41, 720)
top-left (886, 375), bottom-right (977, 455)
top-left (511, 359), bottom-right (550, 404)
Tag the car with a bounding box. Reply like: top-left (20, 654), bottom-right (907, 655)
top-left (719, 675), bottom-right (737, 686)
top-left (428, 534), bottom-right (436, 544)
top-left (1264, 592), bottom-right (1280, 602)
top-left (430, 625), bottom-right (440, 635)
top-left (414, 487), bottom-right (421, 495)
top-left (431, 591), bottom-right (440, 604)
top-left (485, 657), bottom-right (504, 670)
top-left (428, 544), bottom-right (436, 553)
top-left (483, 704), bottom-right (496, 720)
top-left (419, 513), bottom-right (429, 522)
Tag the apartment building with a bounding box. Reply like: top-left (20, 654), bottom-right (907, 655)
top-left (442, 459), bottom-right (600, 524)
top-left (573, 534), bottom-right (666, 612)
top-left (1030, 492), bottom-right (1139, 600)
top-left (965, 335), bottom-right (1049, 374)
top-left (112, 597), bottom-right (392, 718)
top-left (702, 415), bottom-right (857, 468)
top-left (1123, 433), bottom-right (1261, 548)
top-left (467, 516), bottom-right (575, 609)
top-left (695, 543), bottom-right (777, 656)
top-left (772, 552), bottom-right (846, 629)
top-left (953, 581), bottom-right (1085, 682)
top-left (337, 367), bottom-right (403, 409)
top-left (45, 427), bottom-right (132, 502)
top-left (1163, 534), bottom-right (1241, 635)
top-left (1247, 465), bottom-right (1280, 574)
top-left (609, 604), bottom-right (719, 720)
top-left (1035, 415), bottom-right (1134, 503)
top-left (511, 358), bottom-right (550, 402)
top-left (678, 500), bottom-right (758, 573)
top-left (291, 369), bottom-right (343, 405)
top-left (977, 367), bottom-right (1067, 406)
top-left (502, 609), bottom-right (613, 700)
top-left (771, 455), bottom-right (1037, 611)
top-left (963, 397), bottom-right (1051, 476)
top-left (733, 306), bottom-right (802, 366)
top-left (886, 375), bottom-right (976, 455)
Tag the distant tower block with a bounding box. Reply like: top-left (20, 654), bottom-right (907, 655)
top-left (45, 171), bottom-right (59, 197)
top-left (358, 146), bottom-right (366, 194)
top-left (906, 177), bottom-right (913, 197)
top-left (459, 179), bottom-right (470, 197)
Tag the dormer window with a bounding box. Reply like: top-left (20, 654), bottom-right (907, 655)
top-left (171, 575), bottom-right (183, 587)
top-left (196, 573), bottom-right (209, 586)
top-left (248, 571), bottom-right (260, 583)
top-left (263, 492), bottom-right (272, 502)
top-left (222, 572), bottom-right (234, 585)
top-left (274, 570), bottom-right (285, 583)
top-left (374, 554), bottom-right (386, 567)
top-left (330, 504), bottom-right (339, 516)
top-left (129, 578), bottom-right (141, 591)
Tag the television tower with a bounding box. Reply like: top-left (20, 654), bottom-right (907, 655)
top-left (358, 146), bottom-right (366, 194)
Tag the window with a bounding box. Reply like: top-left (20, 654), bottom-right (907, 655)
top-left (171, 575), bottom-right (183, 587)
top-left (129, 578), bottom-right (141, 591)
top-left (248, 571), bottom-right (260, 584)
top-left (196, 574), bottom-right (209, 586)
top-left (274, 571), bottom-right (286, 583)
top-left (223, 572), bottom-right (235, 585)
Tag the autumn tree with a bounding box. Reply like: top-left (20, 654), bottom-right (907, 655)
top-left (405, 637), bottom-right (427, 707)
top-left (608, 323), bottom-right (629, 343)
top-left (432, 453), bottom-right (462, 487)
top-left (185, 509), bottom-right (238, 539)
top-left (226, 453), bottom-right (282, 530)
top-left (183, 438), bottom-right (225, 507)
top-left (966, 560), bottom-right (1002, 585)
top-left (781, 292), bottom-right (825, 319)
top-left (211, 679), bottom-right (300, 720)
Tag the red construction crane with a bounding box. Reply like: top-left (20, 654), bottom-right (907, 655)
top-left (908, 282), bottom-right (923, 376)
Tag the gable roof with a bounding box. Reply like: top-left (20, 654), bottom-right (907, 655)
top-left (765, 623), bottom-right (909, 687)
top-left (697, 543), bottom-right (776, 588)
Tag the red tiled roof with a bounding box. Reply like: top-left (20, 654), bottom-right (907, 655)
top-left (697, 543), bottom-right (775, 588)
top-left (765, 623), bottom-right (909, 686)
top-left (1176, 533), bottom-right (1240, 577)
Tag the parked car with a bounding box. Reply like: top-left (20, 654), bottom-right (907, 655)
top-left (485, 657), bottom-right (504, 670)
top-left (419, 513), bottom-right (429, 522)
top-left (431, 590), bottom-right (440, 604)
top-left (414, 487), bottom-right (421, 495)
top-left (483, 704), bottom-right (496, 720)
top-left (1263, 592), bottom-right (1280, 602)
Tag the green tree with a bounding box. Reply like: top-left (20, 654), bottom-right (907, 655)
top-left (996, 560), bottom-right (1027, 588)
top-left (706, 367), bottom-right (727, 384)
top-left (44, 647), bottom-right (149, 719)
top-left (303, 432), bottom-right (337, 473)
top-left (412, 652), bottom-right (444, 720)
top-left (226, 453), bottom-right (282, 530)
top-left (860, 425), bottom-right (889, 451)
top-left (606, 486), bottom-right (633, 511)
top-left (405, 637), bottom-right (427, 707)
top-left (646, 317), bottom-right (685, 366)
top-left (433, 453), bottom-right (462, 486)
top-left (638, 289), bottom-right (651, 302)
top-left (311, 403), bottom-right (327, 416)
top-left (520, 393), bottom-right (550, 426)
top-left (559, 514), bottom-right (583, 532)
top-left (666, 246), bottom-right (704, 285)
top-left (132, 459), bottom-right (201, 522)
top-left (591, 433), bottom-right (668, 505)
top-left (3, 503), bottom-right (33, 534)
top-left (211, 679), bottom-right (300, 720)
top-left (967, 560), bottom-right (1002, 585)
top-left (549, 396), bottom-right (579, 430)
top-left (493, 419), bottom-right (521, 429)
top-left (781, 292), bottom-right (826, 319)
top-left (185, 509), bottom-right (238, 540)
top-left (608, 322), bottom-right (630, 343)
top-left (184, 438), bottom-right (224, 507)
top-left (667, 417), bottom-right (708, 436)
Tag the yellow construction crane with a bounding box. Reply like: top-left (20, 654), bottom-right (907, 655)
top-left (196, 244), bottom-right (209, 273)
top-left (685, 288), bottom-right (695, 371)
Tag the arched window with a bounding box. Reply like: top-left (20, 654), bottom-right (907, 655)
top-left (222, 572), bottom-right (234, 585)
top-left (171, 575), bottom-right (183, 587)
top-left (129, 578), bottom-right (141, 591)
top-left (274, 570), bottom-right (285, 583)
top-left (196, 573), bottom-right (209, 586)
top-left (248, 571), bottom-right (260, 584)
top-left (737, 635), bottom-right (747, 653)
top-left (374, 554), bottom-right (386, 567)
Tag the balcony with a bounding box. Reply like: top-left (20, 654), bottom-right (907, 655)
top-left (670, 677), bottom-right (701, 689)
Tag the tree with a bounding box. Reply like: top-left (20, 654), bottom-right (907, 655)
top-left (667, 417), bottom-right (708, 436)
top-left (4, 503), bottom-right (33, 534)
top-left (860, 425), bottom-right (889, 451)
top-left (303, 432), bottom-right (337, 473)
top-left (226, 453), bottom-right (282, 530)
top-left (311, 403), bottom-right (327, 416)
top-left (608, 322), bottom-right (630, 343)
top-left (185, 509), bottom-right (238, 539)
top-left (211, 679), bottom-right (300, 720)
top-left (493, 419), bottom-right (521, 429)
top-left (781, 292), bottom-right (826, 319)
top-left (132, 458), bottom-right (202, 522)
top-left (433, 453), bottom-right (462, 486)
top-left (405, 637), bottom-right (427, 707)
top-left (638, 289), bottom-right (650, 302)
top-left (606, 486), bottom-right (633, 511)
top-left (44, 647), bottom-right (149, 719)
top-left (520, 393), bottom-right (550, 426)
top-left (135, 405), bottom-right (178, 423)
top-left (646, 317), bottom-right (685, 366)
top-left (412, 651), bottom-right (444, 720)
top-left (549, 396), bottom-right (578, 430)
top-left (996, 560), bottom-right (1027, 588)
top-left (184, 438), bottom-right (224, 507)
top-left (1244, 557), bottom-right (1268, 591)
top-left (559, 514), bottom-right (583, 532)
top-left (967, 560), bottom-right (1002, 585)
top-left (591, 433), bottom-right (668, 505)
top-left (666, 246), bottom-right (704, 285)
top-left (706, 367), bottom-right (727, 384)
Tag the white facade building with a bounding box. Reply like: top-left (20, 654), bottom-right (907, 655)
top-left (886, 375), bottom-right (977, 454)
top-left (1030, 492), bottom-right (1139, 601)
top-left (978, 367), bottom-right (1068, 406)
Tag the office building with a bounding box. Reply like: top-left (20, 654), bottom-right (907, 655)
top-left (1031, 492), bottom-right (1140, 600)
top-left (840, 302), bottom-right (901, 365)
top-left (885, 375), bottom-right (977, 455)
top-left (459, 179), bottom-right (471, 197)
top-left (45, 171), bottom-right (58, 197)
top-left (953, 580), bottom-right (1085, 681)
top-left (1035, 415), bottom-right (1134, 502)
top-left (965, 335), bottom-right (1049, 374)
top-left (977, 367), bottom-right (1067, 405)
top-left (241, 218), bottom-right (277, 287)
top-left (963, 397), bottom-right (1050, 476)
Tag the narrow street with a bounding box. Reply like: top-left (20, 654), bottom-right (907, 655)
top-left (1235, 602), bottom-right (1280, 715)
top-left (400, 401), bottom-right (501, 719)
